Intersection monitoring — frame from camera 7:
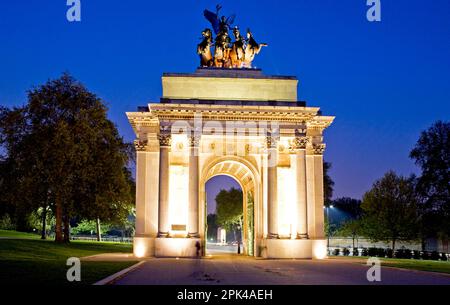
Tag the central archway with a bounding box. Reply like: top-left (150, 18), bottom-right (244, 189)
top-left (199, 156), bottom-right (262, 257)
top-left (205, 175), bottom-right (243, 255)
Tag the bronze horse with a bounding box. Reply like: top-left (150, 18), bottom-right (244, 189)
top-left (197, 28), bottom-right (213, 67)
top-left (229, 27), bottom-right (245, 68)
top-left (243, 29), bottom-right (267, 68)
top-left (214, 31), bottom-right (231, 68)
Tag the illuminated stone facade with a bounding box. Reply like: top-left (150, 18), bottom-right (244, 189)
top-left (127, 68), bottom-right (334, 259)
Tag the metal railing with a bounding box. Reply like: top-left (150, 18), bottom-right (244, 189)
top-left (70, 236), bottom-right (132, 243)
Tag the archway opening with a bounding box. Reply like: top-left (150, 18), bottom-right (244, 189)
top-left (201, 159), bottom-right (257, 257)
top-left (205, 175), bottom-right (242, 255)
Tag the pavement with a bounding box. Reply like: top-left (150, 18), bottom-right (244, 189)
top-left (81, 253), bottom-right (140, 262)
top-left (109, 254), bottom-right (450, 285)
top-left (206, 243), bottom-right (238, 254)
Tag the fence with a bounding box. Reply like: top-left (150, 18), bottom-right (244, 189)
top-left (328, 246), bottom-right (449, 261)
top-left (329, 237), bottom-right (449, 253)
top-left (70, 235), bottom-right (132, 243)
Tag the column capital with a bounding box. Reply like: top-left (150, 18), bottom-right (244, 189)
top-left (134, 139), bottom-right (148, 151)
top-left (312, 143), bottom-right (326, 155)
top-left (289, 136), bottom-right (309, 151)
top-left (188, 135), bottom-right (201, 148)
top-left (158, 133), bottom-right (172, 147)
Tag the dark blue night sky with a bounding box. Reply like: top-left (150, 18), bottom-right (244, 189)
top-left (1, 1), bottom-right (449, 210)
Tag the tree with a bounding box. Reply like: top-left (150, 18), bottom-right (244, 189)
top-left (0, 106), bottom-right (45, 232)
top-left (332, 197), bottom-right (363, 248)
top-left (206, 214), bottom-right (218, 242)
top-left (361, 171), bottom-right (420, 251)
top-left (0, 74), bottom-right (134, 242)
top-left (410, 120), bottom-right (450, 242)
top-left (323, 161), bottom-right (335, 205)
top-left (332, 197), bottom-right (362, 219)
top-left (338, 219), bottom-right (363, 249)
top-left (71, 219), bottom-right (111, 236)
top-left (215, 187), bottom-right (243, 241)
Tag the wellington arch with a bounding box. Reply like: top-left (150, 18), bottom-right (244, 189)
top-left (127, 67), bottom-right (334, 259)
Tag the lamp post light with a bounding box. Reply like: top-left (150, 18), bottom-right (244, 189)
top-left (324, 204), bottom-right (334, 254)
top-left (237, 224), bottom-right (241, 254)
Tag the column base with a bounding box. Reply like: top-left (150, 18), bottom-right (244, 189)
top-left (188, 232), bottom-right (200, 238)
top-left (261, 239), bottom-right (327, 259)
top-left (267, 233), bottom-right (279, 239)
top-left (157, 232), bottom-right (169, 238)
top-left (297, 233), bottom-right (309, 239)
top-left (155, 237), bottom-right (202, 257)
top-left (133, 236), bottom-right (155, 258)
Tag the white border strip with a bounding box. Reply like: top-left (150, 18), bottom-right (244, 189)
top-left (93, 261), bottom-right (146, 285)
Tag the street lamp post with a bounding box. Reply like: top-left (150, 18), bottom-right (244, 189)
top-left (237, 224), bottom-right (241, 254)
top-left (325, 205), bottom-right (334, 254)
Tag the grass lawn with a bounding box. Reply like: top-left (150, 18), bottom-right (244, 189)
top-left (379, 258), bottom-right (450, 274)
top-left (332, 256), bottom-right (450, 274)
top-left (0, 229), bottom-right (41, 239)
top-left (0, 230), bottom-right (136, 285)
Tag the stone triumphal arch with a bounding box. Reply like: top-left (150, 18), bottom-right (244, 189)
top-left (127, 68), bottom-right (334, 259)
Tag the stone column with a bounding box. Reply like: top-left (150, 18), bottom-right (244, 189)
top-left (291, 136), bottom-right (309, 239)
top-left (157, 133), bottom-right (171, 237)
top-left (134, 140), bottom-right (148, 237)
top-left (187, 135), bottom-right (200, 237)
top-left (312, 143), bottom-right (326, 239)
top-left (267, 135), bottom-right (279, 239)
top-left (306, 141), bottom-right (326, 239)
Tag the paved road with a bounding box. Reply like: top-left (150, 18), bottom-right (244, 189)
top-left (113, 255), bottom-right (450, 285)
top-left (206, 243), bottom-right (238, 254)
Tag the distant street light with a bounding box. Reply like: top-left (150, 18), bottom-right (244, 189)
top-left (324, 205), bottom-right (334, 254)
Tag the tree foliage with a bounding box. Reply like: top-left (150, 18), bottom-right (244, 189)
top-left (332, 197), bottom-right (362, 219)
top-left (360, 171), bottom-right (420, 251)
top-left (410, 120), bottom-right (449, 239)
top-left (323, 161), bottom-right (335, 205)
top-left (206, 213), bottom-right (218, 241)
top-left (215, 187), bottom-right (243, 230)
top-left (0, 73), bottom-right (134, 242)
top-left (338, 219), bottom-right (363, 248)
top-left (71, 219), bottom-right (111, 236)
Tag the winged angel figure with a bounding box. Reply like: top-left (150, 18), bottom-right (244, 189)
top-left (203, 4), bottom-right (236, 35)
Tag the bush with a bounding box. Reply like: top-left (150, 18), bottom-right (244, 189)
top-left (368, 247), bottom-right (378, 257)
top-left (386, 248), bottom-right (393, 258)
top-left (343, 248), bottom-right (350, 256)
top-left (0, 214), bottom-right (16, 230)
top-left (430, 251), bottom-right (440, 261)
top-left (421, 251), bottom-right (430, 260)
top-left (368, 248), bottom-right (386, 257)
top-left (361, 248), bottom-right (369, 256)
top-left (441, 253), bottom-right (448, 261)
top-left (405, 249), bottom-right (413, 259)
top-left (413, 250), bottom-right (421, 259)
top-left (332, 248), bottom-right (340, 256)
top-left (352, 248), bottom-right (359, 257)
top-left (396, 249), bottom-right (412, 259)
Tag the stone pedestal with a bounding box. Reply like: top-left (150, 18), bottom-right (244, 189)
top-left (133, 236), bottom-right (155, 258)
top-left (262, 238), bottom-right (327, 259)
top-left (155, 238), bottom-right (202, 258)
